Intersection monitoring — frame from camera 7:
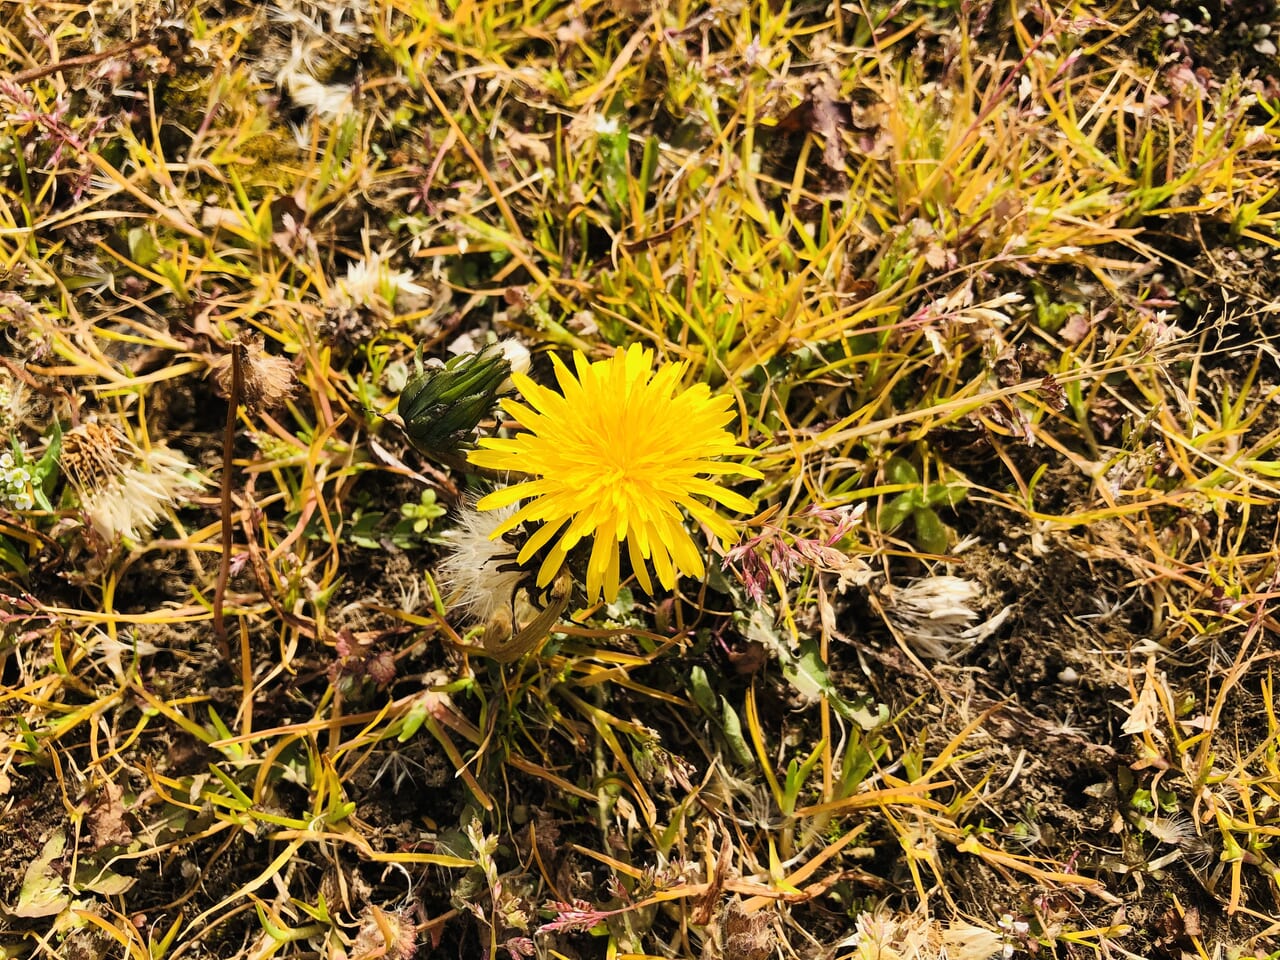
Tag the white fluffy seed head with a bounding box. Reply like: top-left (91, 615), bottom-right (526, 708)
top-left (61, 423), bottom-right (205, 543)
top-left (437, 496), bottom-right (524, 624)
top-left (1146, 814), bottom-right (1197, 847)
top-left (331, 248), bottom-right (428, 311)
top-left (881, 575), bottom-right (1010, 661)
top-left (837, 908), bottom-right (1005, 960)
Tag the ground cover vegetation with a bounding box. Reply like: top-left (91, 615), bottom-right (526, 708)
top-left (2, 0), bottom-right (1280, 956)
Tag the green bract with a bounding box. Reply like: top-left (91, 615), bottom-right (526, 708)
top-left (397, 345), bottom-right (511, 455)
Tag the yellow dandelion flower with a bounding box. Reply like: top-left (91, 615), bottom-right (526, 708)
top-left (467, 343), bottom-right (760, 604)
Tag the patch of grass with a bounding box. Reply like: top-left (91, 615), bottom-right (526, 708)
top-left (2, 0), bottom-right (1280, 957)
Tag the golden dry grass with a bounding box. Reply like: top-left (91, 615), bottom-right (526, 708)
top-left (1, 1), bottom-right (1280, 957)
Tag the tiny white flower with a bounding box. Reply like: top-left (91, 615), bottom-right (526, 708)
top-left (0, 444), bottom-right (35, 512)
top-left (331, 247), bottom-right (428, 312)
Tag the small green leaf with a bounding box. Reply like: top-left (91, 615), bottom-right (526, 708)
top-left (637, 135), bottom-right (659, 198)
top-left (781, 739), bottom-right (827, 816)
top-left (75, 861), bottom-right (136, 896)
top-left (325, 799), bottom-right (356, 824)
top-left (839, 730), bottom-right (887, 797)
top-left (781, 640), bottom-right (889, 731)
top-left (208, 762), bottom-right (253, 808)
top-left (294, 891), bottom-right (333, 924)
top-left (912, 507), bottom-right (950, 555)
top-left (127, 227), bottom-right (160, 266)
top-left (396, 700), bottom-right (430, 742)
top-left (598, 122), bottom-right (631, 214)
top-left (14, 830), bottom-right (69, 918)
top-left (31, 421), bottom-right (61, 511)
top-left (922, 482), bottom-right (967, 509)
top-left (877, 492), bottom-right (918, 533)
top-left (719, 697), bottom-right (755, 768)
top-left (0, 535), bottom-right (27, 577)
top-left (1129, 788), bottom-right (1155, 815)
top-left (884, 456), bottom-right (920, 486)
top-left (688, 666), bottom-right (718, 719)
top-left (349, 512), bottom-right (385, 550)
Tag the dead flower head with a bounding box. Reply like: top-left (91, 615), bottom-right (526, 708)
top-left (208, 334), bottom-right (296, 412)
top-left (880, 575), bottom-right (1010, 660)
top-left (0, 367), bottom-right (33, 435)
top-left (331, 246), bottom-right (429, 314)
top-left (349, 904), bottom-right (418, 960)
top-left (837, 908), bottom-right (1005, 960)
top-left (61, 422), bottom-right (205, 542)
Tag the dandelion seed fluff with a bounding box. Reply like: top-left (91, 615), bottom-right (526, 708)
top-left (881, 575), bottom-right (1010, 660)
top-left (437, 498), bottom-right (524, 624)
top-left (61, 423), bottom-right (205, 543)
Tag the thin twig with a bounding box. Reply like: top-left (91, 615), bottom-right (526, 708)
top-left (213, 340), bottom-right (244, 662)
top-left (11, 40), bottom-right (149, 85)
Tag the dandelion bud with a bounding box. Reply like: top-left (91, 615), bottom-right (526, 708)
top-left (398, 344), bottom-right (511, 455)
